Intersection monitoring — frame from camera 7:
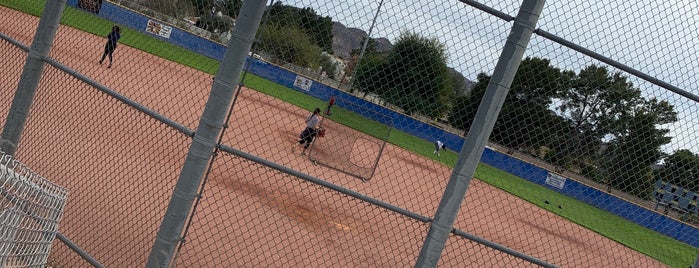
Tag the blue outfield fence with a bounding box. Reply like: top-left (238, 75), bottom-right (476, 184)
top-left (75, 0), bottom-right (699, 249)
top-left (98, 1), bottom-right (226, 60)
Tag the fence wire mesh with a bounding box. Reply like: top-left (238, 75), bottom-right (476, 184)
top-left (14, 64), bottom-right (192, 267)
top-left (172, 152), bottom-right (432, 267)
top-left (1, 0), bottom-right (698, 267)
top-left (305, 96), bottom-right (392, 181)
top-left (0, 150), bottom-right (68, 267)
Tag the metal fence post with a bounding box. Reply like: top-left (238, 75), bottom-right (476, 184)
top-left (145, 1), bottom-right (267, 267)
top-left (0, 0), bottom-right (67, 156)
top-left (413, 0), bottom-right (546, 267)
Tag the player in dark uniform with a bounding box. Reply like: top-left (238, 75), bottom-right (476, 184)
top-left (99, 25), bottom-right (122, 68)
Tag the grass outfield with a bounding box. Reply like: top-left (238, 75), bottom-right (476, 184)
top-left (477, 164), bottom-right (697, 267)
top-left (3, 1), bottom-right (698, 266)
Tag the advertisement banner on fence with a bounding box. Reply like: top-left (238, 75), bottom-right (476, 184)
top-left (146, 20), bottom-right (172, 39)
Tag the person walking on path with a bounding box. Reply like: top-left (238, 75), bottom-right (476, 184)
top-left (294, 108), bottom-right (322, 155)
top-left (99, 25), bottom-right (121, 68)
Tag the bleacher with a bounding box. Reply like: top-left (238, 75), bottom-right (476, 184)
top-left (653, 180), bottom-right (699, 219)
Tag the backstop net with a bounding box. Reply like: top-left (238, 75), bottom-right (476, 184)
top-left (0, 150), bottom-right (68, 267)
top-left (307, 96), bottom-right (392, 181)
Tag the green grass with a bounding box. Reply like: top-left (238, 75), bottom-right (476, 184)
top-left (475, 164), bottom-right (697, 267)
top-left (2, 0), bottom-right (43, 15)
top-left (2, 0), bottom-right (220, 74)
top-left (4, 2), bottom-right (698, 266)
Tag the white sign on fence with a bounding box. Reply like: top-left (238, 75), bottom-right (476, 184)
top-left (145, 20), bottom-right (172, 39)
top-left (545, 172), bottom-right (567, 189)
top-left (293, 75), bottom-right (312, 91)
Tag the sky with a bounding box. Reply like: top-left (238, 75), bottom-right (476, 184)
top-left (280, 0), bottom-right (699, 154)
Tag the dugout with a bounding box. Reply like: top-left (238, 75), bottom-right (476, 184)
top-left (653, 180), bottom-right (699, 218)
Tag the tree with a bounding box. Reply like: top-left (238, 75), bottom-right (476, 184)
top-left (298, 7), bottom-right (333, 52)
top-left (555, 66), bottom-right (643, 167)
top-left (352, 54), bottom-right (386, 96)
top-left (447, 72), bottom-right (489, 132)
top-left (601, 98), bottom-right (676, 196)
top-left (344, 37), bottom-right (384, 88)
top-left (319, 53), bottom-right (338, 79)
top-left (448, 58), bottom-right (678, 199)
top-left (265, 2), bottom-right (333, 52)
top-left (448, 57), bottom-right (568, 150)
top-left (447, 68), bottom-right (469, 98)
top-left (350, 37), bottom-right (379, 58)
top-left (366, 32), bottom-right (452, 118)
top-left (491, 57), bottom-right (568, 149)
top-left (552, 65), bottom-right (678, 198)
top-left (657, 150), bottom-right (699, 192)
top-left (219, 0), bottom-right (242, 18)
top-left (190, 0), bottom-right (214, 15)
top-left (258, 24), bottom-right (321, 68)
top-left (196, 12), bottom-right (234, 34)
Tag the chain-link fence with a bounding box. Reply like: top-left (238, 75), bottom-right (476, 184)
top-left (0, 150), bottom-right (68, 267)
top-left (1, 0), bottom-right (698, 267)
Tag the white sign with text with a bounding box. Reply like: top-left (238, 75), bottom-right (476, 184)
top-left (545, 172), bottom-right (567, 189)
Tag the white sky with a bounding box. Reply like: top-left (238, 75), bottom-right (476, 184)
top-left (281, 0), bottom-right (699, 154)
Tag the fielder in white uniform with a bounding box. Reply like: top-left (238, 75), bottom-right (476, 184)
top-left (433, 140), bottom-right (446, 156)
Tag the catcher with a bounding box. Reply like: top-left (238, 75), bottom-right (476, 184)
top-left (294, 108), bottom-right (323, 154)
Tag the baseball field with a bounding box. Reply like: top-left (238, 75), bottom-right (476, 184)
top-left (0, 2), bottom-right (696, 267)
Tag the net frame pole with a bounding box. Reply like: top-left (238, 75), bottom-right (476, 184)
top-left (145, 1), bottom-right (267, 267)
top-left (0, 0), bottom-right (67, 156)
top-left (345, 0), bottom-right (384, 92)
top-left (306, 96), bottom-right (391, 181)
top-left (414, 0), bottom-right (546, 267)
top-left (366, 125), bottom-right (392, 182)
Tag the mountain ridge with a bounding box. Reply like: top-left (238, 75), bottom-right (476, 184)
top-left (331, 21), bottom-right (393, 59)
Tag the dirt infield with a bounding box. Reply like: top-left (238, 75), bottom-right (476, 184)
top-left (0, 6), bottom-right (666, 267)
